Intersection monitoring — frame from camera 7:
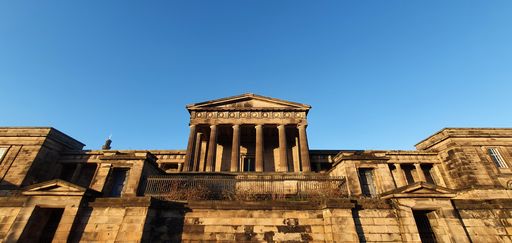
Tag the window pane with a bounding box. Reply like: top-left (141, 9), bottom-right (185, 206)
top-left (488, 148), bottom-right (508, 168)
top-left (358, 169), bottom-right (376, 197)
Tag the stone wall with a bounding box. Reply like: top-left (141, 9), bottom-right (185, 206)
top-left (453, 199), bottom-right (512, 242)
top-left (69, 198), bottom-right (151, 243)
top-left (144, 200), bottom-right (359, 243)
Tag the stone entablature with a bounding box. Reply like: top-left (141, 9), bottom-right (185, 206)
top-left (190, 110), bottom-right (308, 125)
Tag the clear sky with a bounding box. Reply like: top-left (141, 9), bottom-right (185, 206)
top-left (1, 1), bottom-right (511, 151)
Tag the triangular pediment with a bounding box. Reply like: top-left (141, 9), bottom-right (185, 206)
top-left (22, 179), bottom-right (97, 196)
top-left (381, 182), bottom-right (455, 199)
top-left (187, 93), bottom-right (311, 111)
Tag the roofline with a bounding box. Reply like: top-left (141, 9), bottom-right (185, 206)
top-left (0, 127), bottom-right (85, 149)
top-left (186, 93), bottom-right (312, 110)
top-left (415, 127), bottom-right (512, 150)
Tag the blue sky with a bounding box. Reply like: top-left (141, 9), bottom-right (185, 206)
top-left (1, 1), bottom-right (511, 150)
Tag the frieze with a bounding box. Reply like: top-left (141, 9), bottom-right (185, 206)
top-left (191, 111), bottom-right (305, 120)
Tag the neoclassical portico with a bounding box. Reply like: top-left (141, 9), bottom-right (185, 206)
top-left (182, 93), bottom-right (312, 173)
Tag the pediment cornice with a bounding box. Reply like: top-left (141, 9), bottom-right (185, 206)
top-left (186, 93), bottom-right (311, 112)
top-left (380, 182), bottom-right (456, 199)
top-left (22, 179), bottom-right (100, 196)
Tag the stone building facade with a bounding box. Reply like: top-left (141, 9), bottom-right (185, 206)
top-left (0, 93), bottom-right (511, 242)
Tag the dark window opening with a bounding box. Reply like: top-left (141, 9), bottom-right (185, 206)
top-left (402, 164), bottom-right (415, 185)
top-left (76, 164), bottom-right (97, 188)
top-left (59, 164), bottom-right (77, 182)
top-left (388, 164), bottom-right (398, 188)
top-left (421, 165), bottom-right (435, 184)
top-left (103, 168), bottom-right (129, 197)
top-left (19, 207), bottom-right (65, 243)
top-left (358, 168), bottom-right (376, 197)
top-left (312, 162), bottom-right (333, 172)
top-left (243, 157), bottom-right (255, 172)
top-left (413, 210), bottom-right (437, 243)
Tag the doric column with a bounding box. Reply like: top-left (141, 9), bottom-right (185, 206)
top-left (415, 163), bottom-right (426, 182)
top-left (205, 125), bottom-right (217, 172)
top-left (192, 132), bottom-right (203, 171)
top-left (278, 124), bottom-right (288, 172)
top-left (177, 163), bottom-right (183, 172)
top-left (230, 124), bottom-right (240, 172)
top-left (255, 124), bottom-right (264, 172)
top-left (298, 124), bottom-right (311, 172)
top-left (394, 163), bottom-right (407, 187)
top-left (183, 124), bottom-right (197, 171)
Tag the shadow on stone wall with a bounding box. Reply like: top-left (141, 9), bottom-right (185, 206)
top-left (352, 208), bottom-right (366, 243)
top-left (67, 207), bottom-right (92, 243)
top-left (142, 203), bottom-right (187, 242)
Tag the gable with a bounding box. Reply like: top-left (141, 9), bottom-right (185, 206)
top-left (22, 179), bottom-right (96, 196)
top-left (187, 93), bottom-right (311, 110)
top-left (380, 182), bottom-right (455, 199)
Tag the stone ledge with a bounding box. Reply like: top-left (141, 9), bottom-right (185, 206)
top-left (452, 199), bottom-right (512, 209)
top-left (0, 196), bottom-right (27, 207)
top-left (352, 199), bottom-right (392, 209)
top-left (186, 199), bottom-right (354, 210)
top-left (89, 196), bottom-right (153, 207)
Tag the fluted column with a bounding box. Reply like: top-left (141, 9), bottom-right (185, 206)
top-left (415, 163), bottom-right (426, 182)
top-left (183, 124), bottom-right (197, 171)
top-left (230, 124), bottom-right (240, 172)
top-left (394, 163), bottom-right (407, 187)
top-left (205, 125), bottom-right (217, 172)
top-left (278, 125), bottom-right (288, 172)
top-left (255, 124), bottom-right (264, 172)
top-left (192, 132), bottom-right (203, 171)
top-left (298, 124), bottom-right (311, 172)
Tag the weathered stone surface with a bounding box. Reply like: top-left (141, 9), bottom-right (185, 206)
top-left (0, 97), bottom-right (511, 242)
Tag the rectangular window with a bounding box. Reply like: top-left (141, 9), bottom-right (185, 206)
top-left (413, 210), bottom-right (437, 243)
top-left (76, 164), bottom-right (97, 188)
top-left (243, 157), bottom-right (255, 172)
top-left (402, 164), bottom-right (416, 185)
top-left (358, 168), bottom-right (376, 197)
top-left (488, 148), bottom-right (508, 168)
top-left (18, 207), bottom-right (64, 243)
top-left (103, 168), bottom-right (129, 197)
top-left (421, 164), bottom-right (436, 184)
top-left (59, 163), bottom-right (77, 182)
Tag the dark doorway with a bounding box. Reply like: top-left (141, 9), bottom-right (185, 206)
top-left (19, 207), bottom-right (65, 243)
top-left (413, 210), bottom-right (437, 243)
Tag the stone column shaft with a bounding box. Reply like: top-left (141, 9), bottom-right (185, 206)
top-left (205, 125), bottom-right (217, 172)
top-left (415, 163), bottom-right (427, 182)
top-left (278, 125), bottom-right (288, 172)
top-left (230, 124), bottom-right (240, 172)
top-left (192, 132), bottom-right (203, 171)
top-left (298, 124), bottom-right (311, 172)
top-left (394, 163), bottom-right (407, 187)
top-left (183, 124), bottom-right (197, 172)
top-left (255, 124), bottom-right (264, 172)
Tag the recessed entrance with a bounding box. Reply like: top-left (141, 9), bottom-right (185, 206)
top-left (19, 207), bottom-right (65, 243)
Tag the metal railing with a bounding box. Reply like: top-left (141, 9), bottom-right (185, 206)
top-left (144, 173), bottom-right (346, 201)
